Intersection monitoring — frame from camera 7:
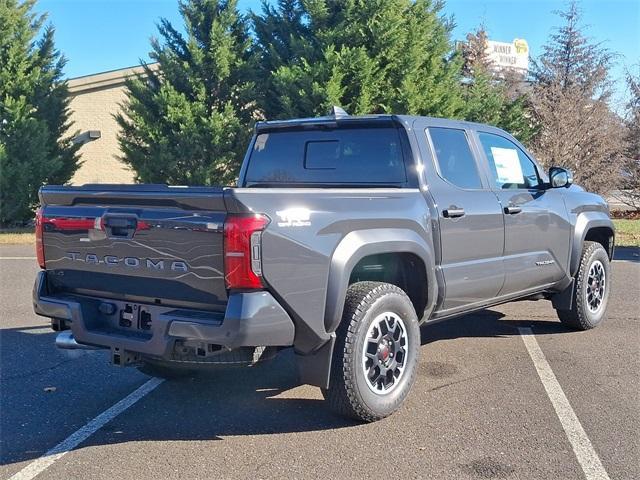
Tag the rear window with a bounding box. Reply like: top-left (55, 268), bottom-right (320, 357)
top-left (244, 127), bottom-right (407, 186)
top-left (427, 127), bottom-right (482, 189)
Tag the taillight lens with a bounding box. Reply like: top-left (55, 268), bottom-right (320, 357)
top-left (35, 208), bottom-right (45, 269)
top-left (224, 214), bottom-right (269, 289)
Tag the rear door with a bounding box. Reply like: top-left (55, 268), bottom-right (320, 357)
top-left (473, 131), bottom-right (571, 294)
top-left (416, 122), bottom-right (505, 314)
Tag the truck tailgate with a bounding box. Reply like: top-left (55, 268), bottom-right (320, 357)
top-left (39, 185), bottom-right (227, 311)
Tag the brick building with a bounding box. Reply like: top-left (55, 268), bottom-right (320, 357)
top-left (67, 64), bottom-right (158, 185)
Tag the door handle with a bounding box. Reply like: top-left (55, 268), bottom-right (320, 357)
top-left (504, 206), bottom-right (522, 215)
top-left (443, 207), bottom-right (465, 218)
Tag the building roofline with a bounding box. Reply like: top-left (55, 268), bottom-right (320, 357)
top-left (67, 63), bottom-right (160, 94)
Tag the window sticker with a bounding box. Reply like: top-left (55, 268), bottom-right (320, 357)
top-left (254, 134), bottom-right (269, 152)
top-left (491, 147), bottom-right (523, 184)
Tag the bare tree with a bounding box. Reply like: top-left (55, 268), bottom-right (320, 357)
top-left (461, 26), bottom-right (492, 78)
top-left (529, 1), bottom-right (624, 195)
top-left (616, 68), bottom-right (640, 209)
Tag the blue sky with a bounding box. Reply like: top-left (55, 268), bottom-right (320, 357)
top-left (39, 0), bottom-right (639, 110)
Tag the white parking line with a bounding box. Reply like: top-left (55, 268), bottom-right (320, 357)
top-left (518, 327), bottom-right (610, 480)
top-left (0, 257), bottom-right (36, 260)
top-left (9, 378), bottom-right (164, 480)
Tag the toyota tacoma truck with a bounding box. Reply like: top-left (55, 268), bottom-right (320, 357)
top-left (33, 111), bottom-right (614, 422)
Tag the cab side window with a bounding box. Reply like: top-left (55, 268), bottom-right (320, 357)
top-left (478, 132), bottom-right (541, 190)
top-left (428, 127), bottom-right (482, 189)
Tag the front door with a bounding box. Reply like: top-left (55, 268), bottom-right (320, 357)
top-left (419, 125), bottom-right (505, 314)
top-left (474, 131), bottom-right (571, 295)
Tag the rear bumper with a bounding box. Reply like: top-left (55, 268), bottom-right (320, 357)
top-left (33, 271), bottom-right (295, 361)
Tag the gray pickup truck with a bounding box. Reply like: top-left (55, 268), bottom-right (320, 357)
top-left (33, 112), bottom-right (614, 422)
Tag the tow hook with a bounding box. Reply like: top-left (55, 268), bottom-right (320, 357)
top-left (111, 347), bottom-right (140, 366)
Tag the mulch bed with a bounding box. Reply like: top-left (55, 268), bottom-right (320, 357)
top-left (611, 210), bottom-right (640, 220)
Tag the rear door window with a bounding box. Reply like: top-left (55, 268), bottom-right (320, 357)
top-left (427, 127), bottom-right (483, 189)
top-left (245, 127), bottom-right (407, 185)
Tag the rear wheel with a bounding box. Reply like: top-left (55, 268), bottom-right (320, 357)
top-left (556, 241), bottom-right (611, 330)
top-left (323, 282), bottom-right (420, 422)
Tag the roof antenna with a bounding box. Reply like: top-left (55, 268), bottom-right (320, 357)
top-left (330, 106), bottom-right (349, 118)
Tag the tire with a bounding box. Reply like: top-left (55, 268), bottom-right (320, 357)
top-left (137, 359), bottom-right (195, 380)
top-left (556, 241), bottom-right (611, 330)
top-left (323, 281), bottom-right (420, 422)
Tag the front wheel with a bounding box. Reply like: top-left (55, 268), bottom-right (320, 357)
top-left (556, 241), bottom-right (611, 330)
top-left (323, 282), bottom-right (420, 422)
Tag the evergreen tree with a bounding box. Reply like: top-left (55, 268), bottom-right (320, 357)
top-left (529, 1), bottom-right (623, 194)
top-left (117, 0), bottom-right (257, 186)
top-left (0, 0), bottom-right (79, 226)
top-left (497, 93), bottom-right (536, 145)
top-left (252, 0), bottom-right (465, 119)
top-left (250, 0), bottom-right (313, 117)
top-left (460, 26), bottom-right (535, 144)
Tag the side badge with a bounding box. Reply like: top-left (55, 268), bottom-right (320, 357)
top-left (276, 208), bottom-right (311, 227)
top-left (535, 260), bottom-right (555, 266)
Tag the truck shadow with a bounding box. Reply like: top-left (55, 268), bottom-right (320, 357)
top-left (80, 353), bottom-right (359, 448)
top-left (420, 309), bottom-right (574, 346)
top-left (2, 310), bottom-right (574, 466)
top-left (0, 326), bottom-right (358, 467)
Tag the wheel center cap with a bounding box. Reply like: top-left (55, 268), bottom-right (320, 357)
top-left (378, 339), bottom-right (393, 365)
top-left (378, 344), bottom-right (390, 362)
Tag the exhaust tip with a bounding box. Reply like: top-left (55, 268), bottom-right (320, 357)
top-left (55, 331), bottom-right (101, 350)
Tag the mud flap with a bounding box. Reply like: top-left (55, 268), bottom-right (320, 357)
top-left (551, 278), bottom-right (575, 311)
top-left (296, 335), bottom-right (335, 389)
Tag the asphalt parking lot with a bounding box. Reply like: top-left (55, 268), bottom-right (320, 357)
top-left (1, 244), bottom-right (638, 480)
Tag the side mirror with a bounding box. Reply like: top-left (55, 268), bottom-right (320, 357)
top-left (549, 167), bottom-right (573, 188)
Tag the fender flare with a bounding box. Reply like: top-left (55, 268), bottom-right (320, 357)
top-left (570, 212), bottom-right (614, 277)
top-left (323, 228), bottom-right (437, 334)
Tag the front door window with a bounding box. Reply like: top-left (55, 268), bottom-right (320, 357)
top-left (478, 133), bottom-right (541, 190)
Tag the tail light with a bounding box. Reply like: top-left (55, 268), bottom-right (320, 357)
top-left (224, 214), bottom-right (269, 289)
top-left (35, 208), bottom-right (45, 269)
